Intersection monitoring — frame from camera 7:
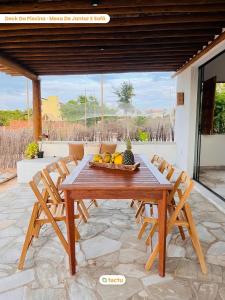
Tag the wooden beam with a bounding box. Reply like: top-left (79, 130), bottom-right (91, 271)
top-left (28, 58), bottom-right (184, 66)
top-left (0, 0), bottom-right (224, 13)
top-left (19, 55), bottom-right (189, 62)
top-left (32, 79), bottom-right (42, 142)
top-left (33, 64), bottom-right (179, 73)
top-left (6, 45), bottom-right (201, 55)
top-left (175, 30), bottom-right (225, 75)
top-left (0, 30), bottom-right (221, 43)
top-left (16, 52), bottom-right (193, 60)
top-left (37, 68), bottom-right (177, 75)
top-left (0, 37), bottom-right (210, 49)
top-left (10, 4), bottom-right (225, 15)
top-left (0, 14), bottom-right (225, 30)
top-left (0, 53), bottom-right (37, 80)
top-left (0, 23), bottom-right (223, 37)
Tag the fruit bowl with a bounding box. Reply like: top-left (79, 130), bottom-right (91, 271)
top-left (89, 161), bottom-right (140, 171)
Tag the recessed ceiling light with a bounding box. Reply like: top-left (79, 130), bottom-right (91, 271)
top-left (100, 48), bottom-right (104, 51)
top-left (91, 0), bottom-right (100, 6)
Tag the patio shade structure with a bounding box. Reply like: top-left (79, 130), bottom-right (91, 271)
top-left (0, 0), bottom-right (225, 140)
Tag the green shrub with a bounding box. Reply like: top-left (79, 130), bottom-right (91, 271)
top-left (24, 142), bottom-right (39, 159)
top-left (137, 129), bottom-right (150, 142)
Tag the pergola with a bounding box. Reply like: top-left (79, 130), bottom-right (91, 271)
top-left (0, 0), bottom-right (225, 140)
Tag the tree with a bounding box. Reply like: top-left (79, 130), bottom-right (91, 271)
top-left (0, 109), bottom-right (29, 126)
top-left (61, 95), bottom-right (117, 124)
top-left (214, 83), bottom-right (225, 133)
top-left (114, 81), bottom-right (135, 136)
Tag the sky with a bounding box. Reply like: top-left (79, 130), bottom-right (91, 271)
top-left (0, 72), bottom-right (176, 111)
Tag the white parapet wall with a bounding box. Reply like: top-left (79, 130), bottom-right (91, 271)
top-left (40, 141), bottom-right (177, 164)
top-left (200, 135), bottom-right (225, 167)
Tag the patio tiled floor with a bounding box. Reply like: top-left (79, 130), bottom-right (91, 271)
top-left (0, 184), bottom-right (225, 300)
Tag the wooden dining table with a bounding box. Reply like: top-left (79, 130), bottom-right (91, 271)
top-left (61, 154), bottom-right (173, 277)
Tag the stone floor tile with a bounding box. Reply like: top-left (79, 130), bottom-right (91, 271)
top-left (0, 269), bottom-right (35, 293)
top-left (81, 235), bottom-right (121, 260)
top-left (97, 277), bottom-right (142, 300)
top-left (145, 279), bottom-right (194, 300)
top-left (0, 287), bottom-right (25, 300)
top-left (113, 264), bottom-right (147, 278)
top-left (192, 282), bottom-right (218, 300)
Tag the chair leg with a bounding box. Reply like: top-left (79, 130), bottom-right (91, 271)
top-left (18, 204), bottom-right (38, 270)
top-left (145, 223), bottom-right (158, 246)
top-left (77, 203), bottom-right (88, 223)
top-left (93, 199), bottom-right (98, 207)
top-left (184, 203), bottom-right (207, 274)
top-left (79, 200), bottom-right (90, 218)
top-left (75, 225), bottom-right (80, 241)
top-left (138, 221), bottom-right (149, 240)
top-left (150, 204), bottom-right (154, 216)
top-left (145, 243), bottom-right (159, 271)
top-left (135, 202), bottom-right (144, 218)
top-left (130, 200), bottom-right (135, 207)
top-left (33, 223), bottom-right (41, 238)
top-left (169, 201), bottom-right (186, 240)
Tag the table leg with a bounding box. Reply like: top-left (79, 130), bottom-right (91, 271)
top-left (158, 190), bottom-right (167, 277)
top-left (65, 190), bottom-right (76, 275)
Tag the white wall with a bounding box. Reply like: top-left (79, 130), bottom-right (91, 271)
top-left (204, 51), bottom-right (225, 81)
top-left (175, 67), bottom-right (198, 174)
top-left (175, 39), bottom-right (225, 175)
top-left (200, 135), bottom-right (225, 167)
top-left (40, 141), bottom-right (176, 164)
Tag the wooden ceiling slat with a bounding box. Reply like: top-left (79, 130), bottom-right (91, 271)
top-left (0, 37), bottom-right (211, 49)
top-left (0, 14), bottom-right (225, 30)
top-left (0, 30), bottom-right (221, 43)
top-left (0, 0), bottom-right (224, 13)
top-left (5, 45), bottom-right (202, 54)
top-left (0, 23), bottom-right (223, 37)
top-left (17, 54), bottom-right (192, 62)
top-left (16, 4), bottom-right (225, 15)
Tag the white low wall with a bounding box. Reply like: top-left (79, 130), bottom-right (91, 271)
top-left (200, 135), bottom-right (225, 167)
top-left (40, 141), bottom-right (177, 164)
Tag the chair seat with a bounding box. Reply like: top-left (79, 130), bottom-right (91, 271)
top-left (37, 203), bottom-right (79, 222)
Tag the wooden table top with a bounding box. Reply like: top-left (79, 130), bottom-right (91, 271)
top-left (61, 154), bottom-right (172, 192)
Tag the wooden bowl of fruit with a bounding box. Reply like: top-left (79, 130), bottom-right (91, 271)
top-left (89, 139), bottom-right (140, 171)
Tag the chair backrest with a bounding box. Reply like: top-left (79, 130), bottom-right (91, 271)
top-left (29, 171), bottom-right (50, 206)
top-left (151, 154), bottom-right (164, 167)
top-left (168, 171), bottom-right (194, 205)
top-left (151, 154), bottom-right (160, 164)
top-left (69, 143), bottom-right (84, 160)
top-left (158, 160), bottom-right (174, 181)
top-left (58, 155), bottom-right (77, 176)
top-left (42, 162), bottom-right (64, 204)
top-left (99, 143), bottom-right (117, 154)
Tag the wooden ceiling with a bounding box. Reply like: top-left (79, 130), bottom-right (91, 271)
top-left (0, 0), bottom-right (225, 77)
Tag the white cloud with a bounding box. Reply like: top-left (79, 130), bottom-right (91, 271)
top-left (0, 72), bottom-right (176, 111)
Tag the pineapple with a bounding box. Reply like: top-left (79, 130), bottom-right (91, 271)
top-left (123, 138), bottom-right (135, 165)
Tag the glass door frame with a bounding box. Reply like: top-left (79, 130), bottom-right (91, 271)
top-left (193, 50), bottom-right (225, 202)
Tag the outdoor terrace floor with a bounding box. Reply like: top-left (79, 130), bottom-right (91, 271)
top-left (0, 184), bottom-right (225, 300)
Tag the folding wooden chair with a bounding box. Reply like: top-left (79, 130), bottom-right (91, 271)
top-left (131, 155), bottom-right (165, 210)
top-left (99, 143), bottom-right (117, 154)
top-left (138, 171), bottom-right (207, 274)
top-left (42, 162), bottom-right (89, 222)
top-left (69, 143), bottom-right (84, 161)
top-left (135, 160), bottom-right (174, 222)
top-left (58, 155), bottom-right (78, 176)
top-left (59, 156), bottom-right (98, 209)
top-left (18, 171), bottom-right (80, 270)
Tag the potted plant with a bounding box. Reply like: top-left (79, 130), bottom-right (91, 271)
top-left (24, 142), bottom-right (39, 159)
